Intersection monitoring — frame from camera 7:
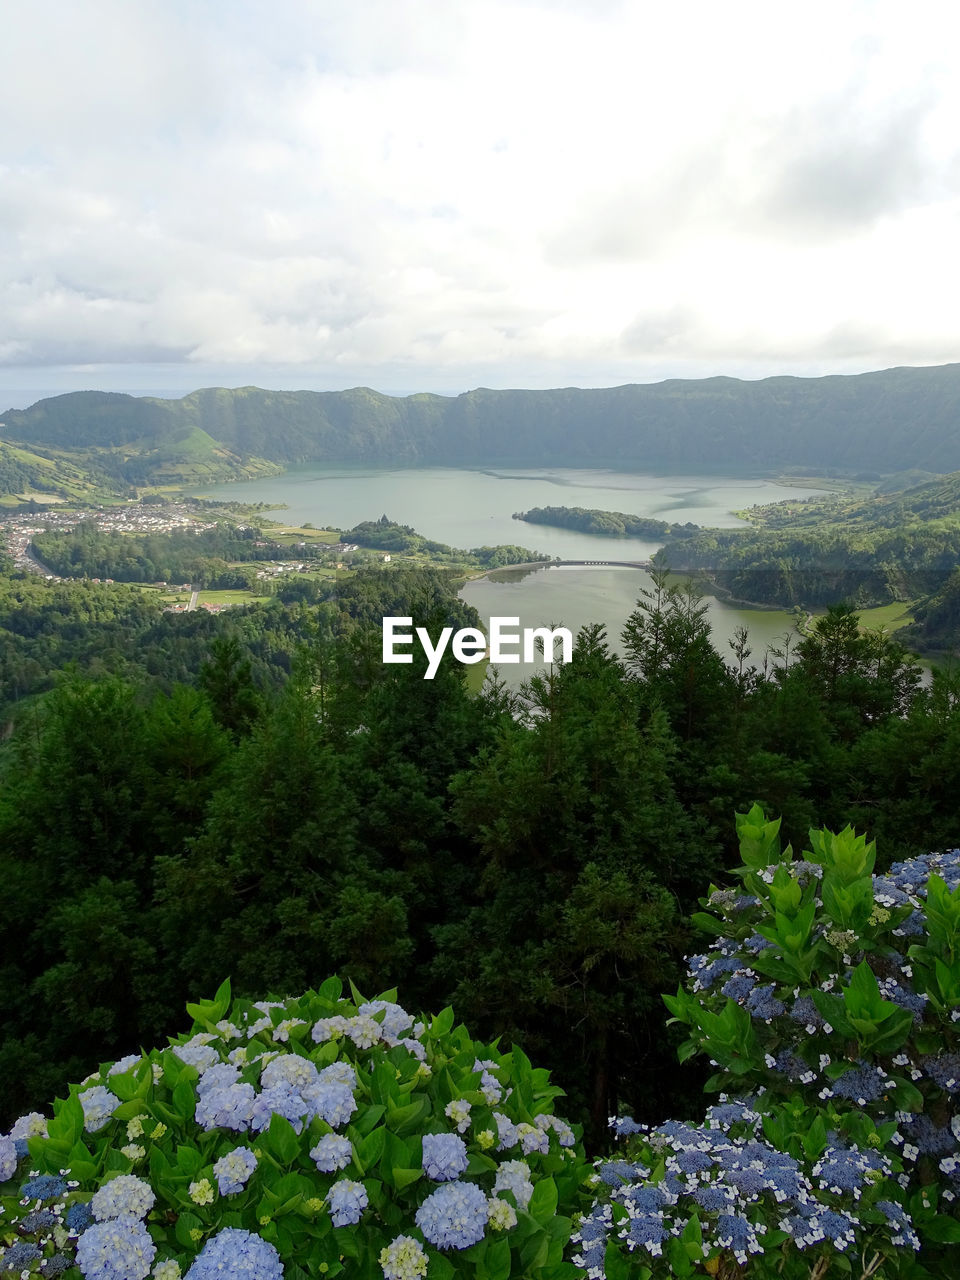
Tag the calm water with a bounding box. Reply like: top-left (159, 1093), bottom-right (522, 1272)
top-left (461, 565), bottom-right (807, 687)
top-left (193, 465), bottom-right (830, 684)
top-left (192, 465), bottom-right (826, 561)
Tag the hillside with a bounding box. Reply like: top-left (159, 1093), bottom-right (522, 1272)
top-left (4, 362), bottom-right (960, 473)
top-left (656, 469), bottom-right (960, 610)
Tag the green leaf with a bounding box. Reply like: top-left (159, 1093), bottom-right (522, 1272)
top-left (431, 1006), bottom-right (455, 1037)
top-left (920, 1215), bottom-right (960, 1243)
top-left (486, 1236), bottom-right (512, 1280)
top-left (265, 1113), bottom-right (302, 1166)
top-left (172, 1078), bottom-right (197, 1121)
top-left (175, 1212), bottom-right (204, 1249)
top-left (527, 1175), bottom-right (558, 1221)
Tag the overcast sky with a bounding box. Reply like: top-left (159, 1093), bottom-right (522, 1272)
top-left (1, 0), bottom-right (958, 404)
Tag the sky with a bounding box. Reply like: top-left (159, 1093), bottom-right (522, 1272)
top-left (1, 0), bottom-right (959, 406)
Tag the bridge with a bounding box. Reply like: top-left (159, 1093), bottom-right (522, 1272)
top-left (556, 559), bottom-right (653, 569)
top-left (490, 558), bottom-right (654, 573)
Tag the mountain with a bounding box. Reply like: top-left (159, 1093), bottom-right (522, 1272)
top-left (3, 363), bottom-right (960, 474)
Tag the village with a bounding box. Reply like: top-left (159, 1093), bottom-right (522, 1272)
top-left (0, 502), bottom-right (365, 613)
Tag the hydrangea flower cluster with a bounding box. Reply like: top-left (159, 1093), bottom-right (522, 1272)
top-left (573, 1101), bottom-right (919, 1280)
top-left (0, 978), bottom-right (587, 1280)
top-left (662, 807), bottom-right (960, 1270)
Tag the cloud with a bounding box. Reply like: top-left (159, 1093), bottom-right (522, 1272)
top-left (1, 0), bottom-right (960, 391)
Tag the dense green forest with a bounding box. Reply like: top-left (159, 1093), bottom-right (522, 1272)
top-left (514, 505), bottom-right (699, 540)
top-left (652, 469), bottom-right (960, 625)
top-left (3, 559), bottom-right (960, 1157)
top-left (5, 363), bottom-right (960, 482)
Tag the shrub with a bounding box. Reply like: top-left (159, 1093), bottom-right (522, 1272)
top-left (0, 979), bottom-right (589, 1280)
top-left (585, 805), bottom-right (960, 1279)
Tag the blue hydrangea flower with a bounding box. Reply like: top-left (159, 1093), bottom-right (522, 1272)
top-left (91, 1174), bottom-right (156, 1221)
top-left (249, 1081), bottom-right (312, 1134)
top-left (310, 1133), bottom-right (353, 1173)
top-left (492, 1159), bottom-right (534, 1210)
top-left (327, 1178), bottom-right (368, 1226)
top-left (359, 999), bottom-right (414, 1043)
top-left (9, 1112), bottom-right (48, 1140)
top-left (0, 1241), bottom-right (42, 1269)
top-left (173, 1040), bottom-right (219, 1072)
top-left (196, 1062), bottom-right (241, 1097)
top-left (745, 984), bottom-right (785, 1021)
top-left (20, 1207), bottom-right (58, 1231)
top-left (213, 1145), bottom-right (258, 1195)
top-left (184, 1227), bottom-right (283, 1279)
top-left (624, 1184), bottom-right (670, 1213)
top-left (303, 1076), bottom-right (357, 1129)
top-left (416, 1181), bottom-right (488, 1249)
top-left (108, 1054), bottom-right (142, 1077)
top-left (625, 1215), bottom-right (666, 1255)
top-left (66, 1201), bottom-right (95, 1233)
top-left (494, 1112), bottom-right (517, 1150)
top-left (40, 1253), bottom-right (72, 1276)
top-left (0, 1134), bottom-right (16, 1182)
top-left (75, 1215), bottom-right (157, 1280)
top-left (875, 1200), bottom-right (920, 1250)
top-left (422, 1132), bottom-right (469, 1181)
top-left (195, 1082), bottom-right (256, 1131)
top-left (260, 1053), bottom-right (319, 1093)
top-left (20, 1173), bottom-right (68, 1201)
top-left (78, 1085), bottom-right (120, 1133)
top-left (598, 1159), bottom-right (636, 1187)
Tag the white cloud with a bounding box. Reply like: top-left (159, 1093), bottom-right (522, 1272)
top-left (1, 0), bottom-right (960, 393)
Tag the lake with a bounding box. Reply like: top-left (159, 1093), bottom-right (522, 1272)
top-left (192, 465), bottom-right (826, 559)
top-left (191, 465), bottom-right (838, 682)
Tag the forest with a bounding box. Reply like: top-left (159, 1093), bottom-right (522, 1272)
top-left (2, 558), bottom-right (958, 1150)
top-left (513, 506), bottom-right (698, 541)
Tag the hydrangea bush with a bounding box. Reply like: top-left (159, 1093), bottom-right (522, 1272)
top-left (618, 805), bottom-right (960, 1278)
top-left (574, 1097), bottom-right (919, 1280)
top-left (0, 978), bottom-right (589, 1280)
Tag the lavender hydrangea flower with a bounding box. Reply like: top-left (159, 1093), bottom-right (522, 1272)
top-left (249, 1081), bottom-right (312, 1134)
top-left (195, 1082), bottom-right (256, 1132)
top-left (327, 1178), bottom-right (369, 1226)
top-left (79, 1085), bottom-right (120, 1133)
top-left (76, 1215), bottom-right (157, 1280)
top-left (303, 1077), bottom-right (357, 1129)
top-left (260, 1053), bottom-right (319, 1093)
top-left (108, 1054), bottom-right (142, 1077)
top-left (213, 1146), bottom-right (258, 1195)
top-left (422, 1132), bottom-right (469, 1181)
top-left (310, 1133), bottom-right (353, 1173)
top-left (196, 1062), bottom-right (241, 1096)
top-left (416, 1181), bottom-right (488, 1249)
top-left (0, 1134), bottom-right (16, 1181)
top-left (9, 1112), bottom-right (48, 1140)
top-left (358, 1000), bottom-right (414, 1043)
top-left (173, 1041), bottom-right (219, 1073)
top-left (493, 1159), bottom-right (534, 1209)
top-left (184, 1227), bottom-right (283, 1279)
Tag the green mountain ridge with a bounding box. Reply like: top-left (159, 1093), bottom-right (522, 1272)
top-left (5, 362), bottom-right (960, 474)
